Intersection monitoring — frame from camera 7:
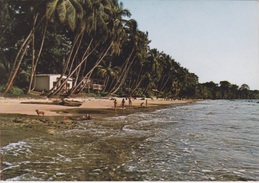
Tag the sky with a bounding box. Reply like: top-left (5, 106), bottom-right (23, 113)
top-left (120, 0), bottom-right (259, 90)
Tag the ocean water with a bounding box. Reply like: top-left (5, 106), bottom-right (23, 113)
top-left (1, 100), bottom-right (259, 181)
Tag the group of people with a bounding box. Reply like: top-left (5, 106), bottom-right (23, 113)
top-left (113, 97), bottom-right (132, 110)
top-left (113, 97), bottom-right (148, 110)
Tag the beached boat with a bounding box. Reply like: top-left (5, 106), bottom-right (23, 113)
top-left (61, 100), bottom-right (83, 107)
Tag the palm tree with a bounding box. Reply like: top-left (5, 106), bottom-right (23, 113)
top-left (4, 0), bottom-right (83, 94)
top-left (28, 0), bottom-right (84, 94)
top-left (46, 0), bottom-right (84, 31)
top-left (142, 48), bottom-right (164, 93)
top-left (96, 60), bottom-right (120, 92)
top-left (52, 0), bottom-right (132, 97)
top-left (127, 31), bottom-right (150, 95)
top-left (108, 19), bottom-right (151, 95)
top-left (45, 0), bottom-right (95, 97)
top-left (158, 54), bottom-right (174, 93)
top-left (4, 0), bottom-right (43, 94)
top-left (84, 2), bottom-right (133, 95)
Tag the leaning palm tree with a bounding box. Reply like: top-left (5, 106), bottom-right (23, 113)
top-left (47, 0), bottom-right (126, 96)
top-left (108, 19), bottom-right (141, 95)
top-left (4, 0), bottom-right (45, 93)
top-left (126, 31), bottom-right (149, 96)
top-left (45, 0), bottom-right (91, 97)
top-left (158, 55), bottom-right (175, 93)
top-left (4, 0), bottom-right (83, 94)
top-left (60, 0), bottom-right (133, 96)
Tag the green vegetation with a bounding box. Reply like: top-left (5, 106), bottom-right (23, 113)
top-left (0, 0), bottom-right (258, 99)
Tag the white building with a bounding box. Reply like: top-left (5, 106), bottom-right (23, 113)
top-left (35, 74), bottom-right (73, 92)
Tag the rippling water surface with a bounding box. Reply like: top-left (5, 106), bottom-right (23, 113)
top-left (1, 100), bottom-right (259, 181)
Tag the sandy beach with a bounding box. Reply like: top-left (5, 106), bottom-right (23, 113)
top-left (0, 97), bottom-right (192, 117)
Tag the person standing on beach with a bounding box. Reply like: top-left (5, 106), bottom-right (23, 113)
top-left (114, 99), bottom-right (117, 111)
top-left (122, 98), bottom-right (125, 109)
top-left (129, 97), bottom-right (132, 106)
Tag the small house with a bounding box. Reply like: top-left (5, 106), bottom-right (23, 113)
top-left (35, 74), bottom-right (73, 92)
top-left (79, 78), bottom-right (105, 92)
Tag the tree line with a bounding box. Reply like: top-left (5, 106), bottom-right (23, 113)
top-left (0, 0), bottom-right (258, 99)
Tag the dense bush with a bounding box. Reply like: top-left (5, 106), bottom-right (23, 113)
top-left (0, 85), bottom-right (24, 95)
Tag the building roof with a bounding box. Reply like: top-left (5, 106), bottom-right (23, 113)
top-left (36, 74), bottom-right (62, 76)
top-left (36, 74), bottom-right (73, 80)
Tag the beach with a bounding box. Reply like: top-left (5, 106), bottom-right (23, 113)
top-left (0, 97), bottom-right (194, 146)
top-left (0, 97), bottom-right (192, 117)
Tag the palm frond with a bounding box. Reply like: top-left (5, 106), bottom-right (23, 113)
top-left (46, 0), bottom-right (59, 20)
top-left (57, 1), bottom-right (66, 23)
top-left (66, 0), bottom-right (76, 31)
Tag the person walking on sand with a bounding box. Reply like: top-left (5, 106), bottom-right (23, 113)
top-left (122, 98), bottom-right (125, 109)
top-left (114, 99), bottom-right (117, 111)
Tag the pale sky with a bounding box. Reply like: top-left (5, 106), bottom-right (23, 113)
top-left (120, 0), bottom-right (259, 90)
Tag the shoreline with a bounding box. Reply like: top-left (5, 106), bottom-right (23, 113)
top-left (0, 97), bottom-right (195, 146)
top-left (0, 97), bottom-right (194, 116)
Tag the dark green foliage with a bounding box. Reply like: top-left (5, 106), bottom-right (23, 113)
top-left (196, 81), bottom-right (258, 99)
top-left (0, 0), bottom-right (258, 99)
top-left (0, 85), bottom-right (24, 95)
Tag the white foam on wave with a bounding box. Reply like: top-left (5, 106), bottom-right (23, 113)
top-left (1, 141), bottom-right (32, 156)
top-left (108, 115), bottom-right (127, 120)
top-left (122, 125), bottom-right (150, 136)
top-left (1, 160), bottom-right (32, 174)
top-left (6, 174), bottom-right (42, 181)
top-left (55, 153), bottom-right (72, 162)
top-left (2, 141), bottom-right (28, 151)
top-left (202, 169), bottom-right (213, 173)
top-left (2, 164), bottom-right (20, 172)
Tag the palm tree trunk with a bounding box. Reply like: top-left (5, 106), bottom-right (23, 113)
top-left (72, 38), bottom-right (93, 88)
top-left (77, 69), bottom-right (94, 93)
top-left (48, 39), bottom-right (97, 97)
top-left (110, 55), bottom-right (136, 95)
top-left (130, 74), bottom-right (145, 96)
top-left (68, 43), bottom-right (113, 95)
top-left (160, 76), bottom-right (171, 93)
top-left (158, 75), bottom-right (167, 91)
top-left (129, 64), bottom-right (144, 91)
top-left (27, 18), bottom-right (47, 94)
top-left (131, 76), bottom-right (145, 95)
top-left (102, 76), bottom-right (109, 92)
top-left (46, 31), bottom-right (85, 97)
top-left (27, 16), bottom-right (36, 94)
top-left (4, 30), bottom-right (33, 94)
top-left (108, 47), bottom-right (135, 95)
top-left (67, 32), bottom-right (84, 75)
